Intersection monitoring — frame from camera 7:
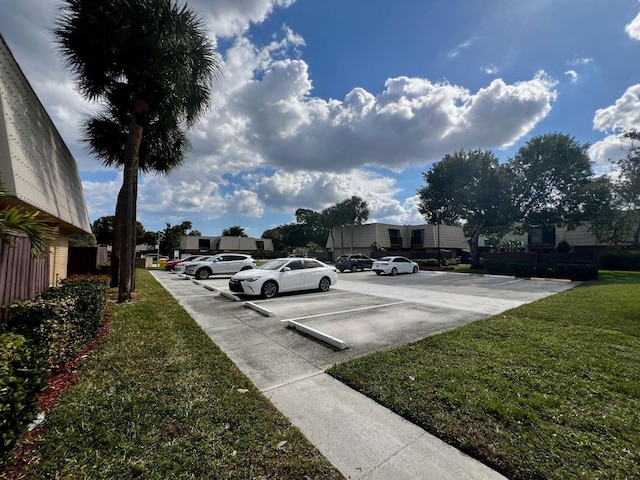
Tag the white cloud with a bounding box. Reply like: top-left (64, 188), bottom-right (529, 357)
top-left (567, 56), bottom-right (593, 66)
top-left (590, 85), bottom-right (640, 175)
top-left (593, 84), bottom-right (640, 133)
top-left (625, 12), bottom-right (640, 40)
top-left (564, 70), bottom-right (578, 83)
top-left (190, 0), bottom-right (296, 38)
top-left (482, 64), bottom-right (498, 75)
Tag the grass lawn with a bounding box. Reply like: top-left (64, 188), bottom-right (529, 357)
top-left (11, 269), bottom-right (342, 479)
top-left (328, 271), bottom-right (640, 480)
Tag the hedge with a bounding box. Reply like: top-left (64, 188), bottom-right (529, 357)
top-left (483, 260), bottom-right (598, 281)
top-left (7, 277), bottom-right (107, 369)
top-left (1, 277), bottom-right (108, 465)
top-left (0, 332), bottom-right (46, 463)
top-left (599, 251), bottom-right (640, 271)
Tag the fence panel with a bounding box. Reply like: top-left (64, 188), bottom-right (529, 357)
top-left (0, 234), bottom-right (49, 311)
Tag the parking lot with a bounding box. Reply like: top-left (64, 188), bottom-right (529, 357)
top-left (151, 268), bottom-right (574, 478)
top-left (152, 269), bottom-right (575, 386)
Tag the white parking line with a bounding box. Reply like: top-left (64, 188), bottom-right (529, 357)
top-left (280, 300), bottom-right (410, 323)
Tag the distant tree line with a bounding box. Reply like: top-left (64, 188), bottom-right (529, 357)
top-left (262, 196), bottom-right (369, 253)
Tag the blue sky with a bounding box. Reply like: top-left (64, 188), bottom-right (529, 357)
top-left (1, 0), bottom-right (640, 237)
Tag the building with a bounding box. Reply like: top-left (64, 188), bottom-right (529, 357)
top-left (0, 34), bottom-right (91, 286)
top-left (325, 223), bottom-right (469, 259)
top-left (483, 223), bottom-right (626, 254)
top-left (180, 235), bottom-right (274, 258)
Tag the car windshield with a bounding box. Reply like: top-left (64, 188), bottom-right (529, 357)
top-left (259, 259), bottom-right (290, 270)
top-left (378, 257), bottom-right (392, 262)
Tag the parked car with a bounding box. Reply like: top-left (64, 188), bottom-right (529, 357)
top-left (335, 254), bottom-right (374, 272)
top-left (142, 253), bottom-right (169, 261)
top-left (173, 255), bottom-right (218, 274)
top-left (229, 257), bottom-right (338, 298)
top-left (372, 256), bottom-right (419, 276)
top-left (165, 255), bottom-right (200, 271)
top-left (185, 254), bottom-right (256, 279)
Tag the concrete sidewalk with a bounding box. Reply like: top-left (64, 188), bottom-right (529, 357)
top-left (151, 271), bottom-right (506, 479)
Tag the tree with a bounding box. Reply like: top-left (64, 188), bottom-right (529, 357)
top-left (596, 130), bottom-right (640, 249)
top-left (323, 196), bottom-right (369, 254)
top-left (91, 215), bottom-right (151, 246)
top-left (68, 234), bottom-right (97, 247)
top-left (1, 182), bottom-right (58, 257)
top-left (56, 0), bottom-right (221, 302)
top-left (295, 208), bottom-right (329, 247)
top-left (222, 226), bottom-right (247, 237)
top-left (508, 133), bottom-right (599, 229)
top-left (160, 221), bottom-right (198, 256)
top-left (418, 149), bottom-right (513, 268)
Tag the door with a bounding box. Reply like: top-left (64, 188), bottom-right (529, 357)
top-left (279, 259), bottom-right (306, 292)
top-left (303, 259), bottom-right (324, 288)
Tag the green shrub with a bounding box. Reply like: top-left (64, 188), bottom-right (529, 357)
top-left (555, 240), bottom-right (571, 253)
top-left (484, 260), bottom-right (598, 281)
top-left (7, 277), bottom-right (107, 369)
top-left (599, 251), bottom-right (640, 271)
top-left (0, 333), bottom-right (46, 463)
top-left (417, 258), bottom-right (440, 268)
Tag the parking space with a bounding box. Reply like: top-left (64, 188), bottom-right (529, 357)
top-left (159, 270), bottom-right (575, 371)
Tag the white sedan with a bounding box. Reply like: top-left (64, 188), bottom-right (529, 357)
top-left (229, 258), bottom-right (338, 298)
top-left (372, 256), bottom-right (419, 276)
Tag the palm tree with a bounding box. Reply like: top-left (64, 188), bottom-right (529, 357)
top-left (55, 0), bottom-right (221, 302)
top-left (83, 85), bottom-right (191, 288)
top-left (0, 182), bottom-right (57, 257)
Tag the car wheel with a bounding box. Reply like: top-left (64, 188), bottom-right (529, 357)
top-left (413, 266), bottom-right (418, 273)
top-left (196, 268), bottom-right (210, 280)
top-left (375, 271), bottom-right (382, 276)
top-left (351, 264), bottom-right (357, 273)
top-left (261, 280), bottom-right (278, 299)
top-left (391, 267), bottom-right (397, 276)
top-left (318, 276), bottom-right (331, 292)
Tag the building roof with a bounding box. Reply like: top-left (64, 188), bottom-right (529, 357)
top-left (0, 34), bottom-right (91, 234)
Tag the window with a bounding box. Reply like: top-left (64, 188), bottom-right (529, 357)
top-left (304, 259), bottom-right (322, 268)
top-left (198, 238), bottom-right (210, 250)
top-left (393, 257), bottom-right (409, 263)
top-left (411, 229), bottom-right (424, 245)
top-left (256, 241), bottom-right (264, 250)
top-left (288, 260), bottom-right (304, 270)
top-left (388, 229), bottom-right (402, 247)
top-left (528, 227), bottom-right (556, 245)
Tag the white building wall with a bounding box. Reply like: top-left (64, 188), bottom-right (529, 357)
top-left (0, 35), bottom-right (90, 234)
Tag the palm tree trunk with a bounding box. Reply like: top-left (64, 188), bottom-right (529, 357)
top-left (110, 189), bottom-right (124, 288)
top-left (470, 223), bottom-right (484, 269)
top-left (118, 102), bottom-right (146, 303)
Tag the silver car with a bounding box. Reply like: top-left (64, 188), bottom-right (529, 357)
top-left (185, 253), bottom-right (256, 279)
top-left (372, 256), bottom-right (419, 276)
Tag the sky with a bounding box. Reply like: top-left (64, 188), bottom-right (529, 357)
top-left (1, 0), bottom-right (640, 238)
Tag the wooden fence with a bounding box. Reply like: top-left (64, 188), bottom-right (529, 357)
top-left (0, 233), bottom-right (49, 312)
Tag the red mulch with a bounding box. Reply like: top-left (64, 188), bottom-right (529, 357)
top-left (1, 315), bottom-right (111, 479)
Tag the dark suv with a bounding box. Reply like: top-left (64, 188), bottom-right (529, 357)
top-left (335, 254), bottom-right (374, 272)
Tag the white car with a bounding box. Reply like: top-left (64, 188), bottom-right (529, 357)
top-left (173, 255), bottom-right (217, 274)
top-left (229, 257), bottom-right (338, 298)
top-left (372, 256), bottom-right (419, 276)
top-left (185, 253), bottom-right (256, 279)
